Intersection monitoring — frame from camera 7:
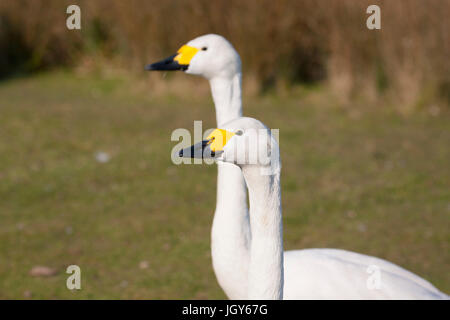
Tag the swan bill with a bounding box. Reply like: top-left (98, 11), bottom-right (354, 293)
top-left (145, 45), bottom-right (199, 71)
top-left (178, 128), bottom-right (235, 159)
top-left (178, 140), bottom-right (222, 159)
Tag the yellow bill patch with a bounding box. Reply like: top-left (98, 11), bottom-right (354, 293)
top-left (207, 129), bottom-right (235, 152)
top-left (174, 45), bottom-right (199, 65)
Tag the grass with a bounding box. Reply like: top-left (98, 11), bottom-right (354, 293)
top-left (0, 71), bottom-right (448, 299)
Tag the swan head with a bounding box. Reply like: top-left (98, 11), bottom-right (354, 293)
top-left (178, 117), bottom-right (281, 175)
top-left (145, 34), bottom-right (241, 80)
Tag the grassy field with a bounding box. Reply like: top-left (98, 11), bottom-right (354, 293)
top-left (0, 71), bottom-right (448, 299)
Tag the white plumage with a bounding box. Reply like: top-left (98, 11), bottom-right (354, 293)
top-left (148, 34), bottom-right (448, 300)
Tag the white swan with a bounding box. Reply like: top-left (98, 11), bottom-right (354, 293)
top-left (147, 34), bottom-right (250, 299)
top-left (147, 35), bottom-right (448, 299)
top-left (178, 116), bottom-right (448, 299)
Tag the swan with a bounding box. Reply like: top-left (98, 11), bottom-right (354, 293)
top-left (146, 35), bottom-right (448, 299)
top-left (178, 116), bottom-right (449, 299)
top-left (147, 34), bottom-right (250, 299)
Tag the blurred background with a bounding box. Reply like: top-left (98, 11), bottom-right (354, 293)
top-left (0, 0), bottom-right (448, 299)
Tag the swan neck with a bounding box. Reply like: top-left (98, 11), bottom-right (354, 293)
top-left (209, 74), bottom-right (243, 126)
top-left (211, 162), bottom-right (250, 299)
top-left (243, 166), bottom-right (284, 299)
top-left (208, 68), bottom-right (249, 299)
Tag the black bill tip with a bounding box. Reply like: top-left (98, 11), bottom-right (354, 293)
top-left (178, 140), bottom-right (219, 159)
top-left (145, 54), bottom-right (188, 71)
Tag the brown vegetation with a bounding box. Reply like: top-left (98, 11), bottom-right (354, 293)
top-left (1, 0), bottom-right (448, 108)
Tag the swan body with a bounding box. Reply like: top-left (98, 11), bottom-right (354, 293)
top-left (148, 35), bottom-right (448, 299)
top-left (283, 249), bottom-right (447, 299)
top-left (179, 116), bottom-right (448, 300)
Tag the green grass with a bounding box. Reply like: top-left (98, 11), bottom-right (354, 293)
top-left (0, 71), bottom-right (448, 299)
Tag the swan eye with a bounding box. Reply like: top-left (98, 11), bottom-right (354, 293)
top-left (201, 47), bottom-right (208, 51)
top-left (235, 129), bottom-right (244, 136)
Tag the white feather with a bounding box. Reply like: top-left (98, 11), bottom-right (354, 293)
top-left (176, 34), bottom-right (448, 300)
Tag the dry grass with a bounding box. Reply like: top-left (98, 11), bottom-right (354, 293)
top-left (0, 71), bottom-right (448, 299)
top-left (1, 0), bottom-right (448, 109)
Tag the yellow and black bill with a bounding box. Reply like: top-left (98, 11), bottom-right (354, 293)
top-left (178, 129), bottom-right (235, 159)
top-left (145, 45), bottom-right (199, 71)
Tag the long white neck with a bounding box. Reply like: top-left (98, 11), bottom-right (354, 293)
top-left (243, 166), bottom-right (284, 300)
top-left (209, 73), bottom-right (251, 299)
top-left (210, 75), bottom-right (243, 126)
